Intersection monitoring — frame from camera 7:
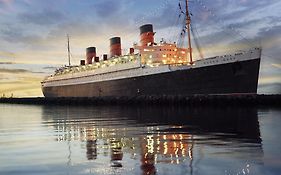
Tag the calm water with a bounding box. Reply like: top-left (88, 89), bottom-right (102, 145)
top-left (0, 104), bottom-right (281, 175)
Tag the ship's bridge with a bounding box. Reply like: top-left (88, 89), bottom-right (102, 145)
top-left (134, 24), bottom-right (190, 66)
top-left (135, 42), bottom-right (189, 66)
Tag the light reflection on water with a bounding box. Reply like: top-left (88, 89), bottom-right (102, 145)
top-left (0, 104), bottom-right (280, 175)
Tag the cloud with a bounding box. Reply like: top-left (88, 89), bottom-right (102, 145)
top-left (0, 0), bottom-right (12, 6)
top-left (0, 51), bottom-right (15, 58)
top-left (189, 0), bottom-right (280, 32)
top-left (257, 25), bottom-right (281, 40)
top-left (193, 0), bottom-right (279, 21)
top-left (272, 64), bottom-right (281, 69)
top-left (0, 23), bottom-right (42, 43)
top-left (255, 25), bottom-right (281, 63)
top-left (0, 68), bottom-right (45, 74)
top-left (94, 0), bottom-right (120, 18)
top-left (0, 0), bottom-right (13, 14)
top-left (18, 9), bottom-right (65, 26)
top-left (43, 66), bottom-right (57, 70)
top-left (0, 61), bottom-right (14, 64)
top-left (222, 1), bottom-right (276, 20)
top-left (0, 68), bottom-right (29, 73)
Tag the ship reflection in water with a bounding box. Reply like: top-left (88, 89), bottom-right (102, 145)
top-left (40, 106), bottom-right (263, 175)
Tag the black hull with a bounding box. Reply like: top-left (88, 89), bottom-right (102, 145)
top-left (42, 58), bottom-right (260, 97)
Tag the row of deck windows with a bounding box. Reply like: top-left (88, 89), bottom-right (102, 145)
top-left (203, 57), bottom-right (236, 65)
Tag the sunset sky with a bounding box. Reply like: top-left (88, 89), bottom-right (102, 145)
top-left (0, 0), bottom-right (281, 97)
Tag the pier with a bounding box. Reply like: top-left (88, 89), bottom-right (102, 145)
top-left (0, 95), bottom-right (280, 107)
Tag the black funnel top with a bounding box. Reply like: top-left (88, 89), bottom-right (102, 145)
top-left (110, 37), bottom-right (121, 45)
top-left (86, 47), bottom-right (96, 53)
top-left (140, 24), bottom-right (153, 35)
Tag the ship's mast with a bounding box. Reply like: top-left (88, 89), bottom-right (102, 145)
top-left (67, 34), bottom-right (71, 66)
top-left (186, 0), bottom-right (193, 64)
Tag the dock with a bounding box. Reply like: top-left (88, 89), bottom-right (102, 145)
top-left (0, 95), bottom-right (280, 107)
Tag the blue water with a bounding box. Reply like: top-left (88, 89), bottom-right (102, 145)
top-left (0, 104), bottom-right (281, 175)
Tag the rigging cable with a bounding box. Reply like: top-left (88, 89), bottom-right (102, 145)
top-left (177, 16), bottom-right (187, 48)
top-left (167, 1), bottom-right (183, 43)
top-left (194, 0), bottom-right (257, 48)
top-left (177, 0), bottom-right (187, 48)
top-left (193, 0), bottom-right (279, 61)
top-left (191, 22), bottom-right (204, 59)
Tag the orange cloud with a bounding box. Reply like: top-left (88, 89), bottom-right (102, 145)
top-left (0, 72), bottom-right (44, 97)
top-left (272, 64), bottom-right (281, 69)
top-left (259, 76), bottom-right (281, 85)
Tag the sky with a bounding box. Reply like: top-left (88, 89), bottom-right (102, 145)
top-left (0, 0), bottom-right (280, 97)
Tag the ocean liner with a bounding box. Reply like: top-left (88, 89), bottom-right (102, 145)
top-left (41, 0), bottom-right (261, 97)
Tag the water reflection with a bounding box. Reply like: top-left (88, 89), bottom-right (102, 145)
top-left (42, 106), bottom-right (262, 175)
top-left (86, 138), bottom-right (97, 160)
